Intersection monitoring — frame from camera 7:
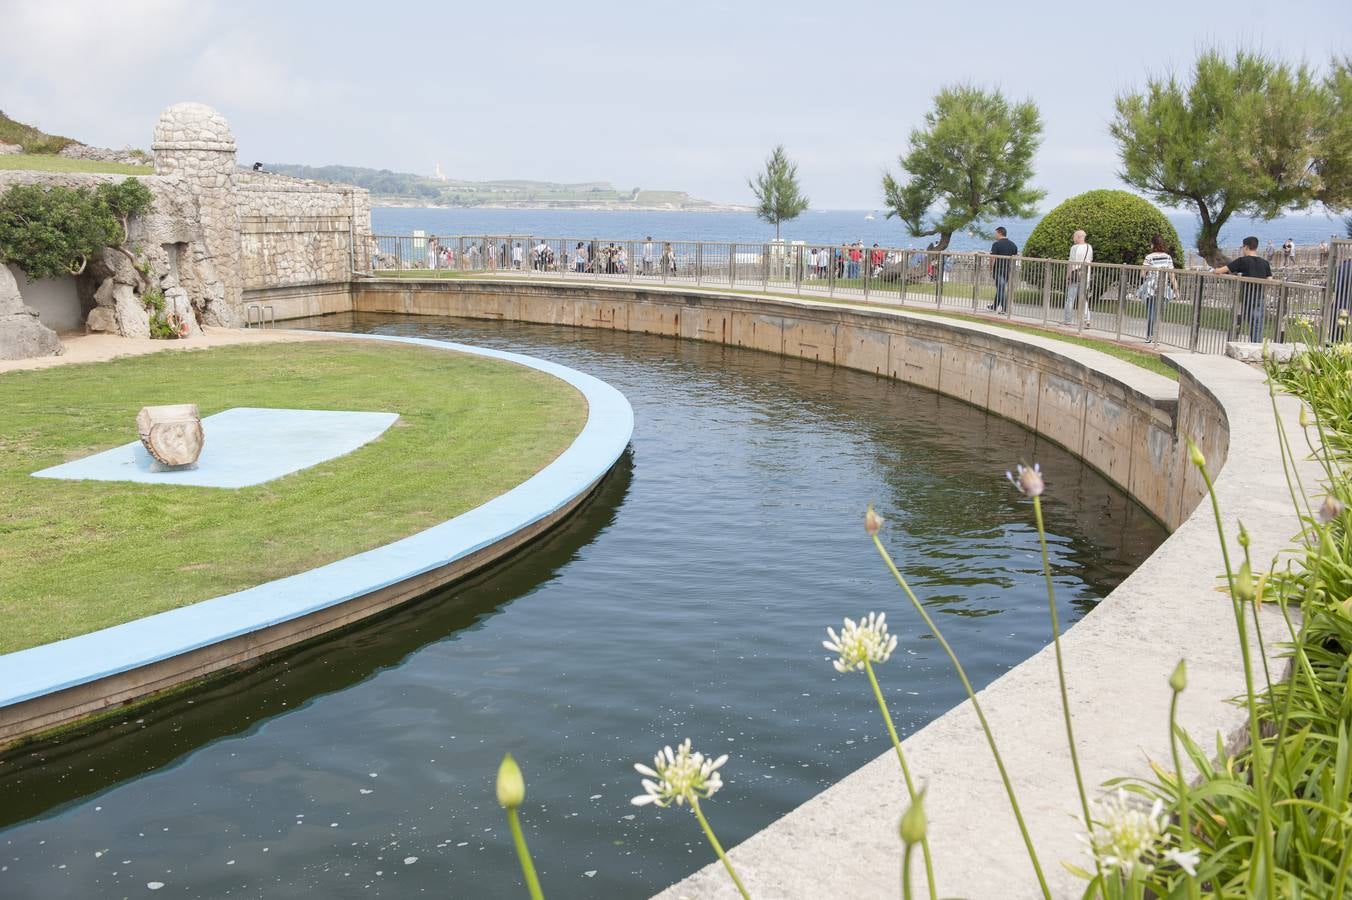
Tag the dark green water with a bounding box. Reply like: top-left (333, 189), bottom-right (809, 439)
top-left (0, 313), bottom-right (1166, 898)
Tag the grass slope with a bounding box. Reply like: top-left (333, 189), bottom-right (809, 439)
top-left (0, 340), bottom-right (587, 653)
top-left (0, 154), bottom-right (152, 175)
top-left (0, 111), bottom-right (74, 155)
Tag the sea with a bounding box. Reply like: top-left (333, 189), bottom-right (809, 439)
top-left (371, 207), bottom-right (1346, 254)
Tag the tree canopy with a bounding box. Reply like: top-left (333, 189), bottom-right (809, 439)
top-left (748, 144), bottom-right (809, 241)
top-left (881, 85), bottom-right (1044, 252)
top-left (1110, 49), bottom-right (1344, 265)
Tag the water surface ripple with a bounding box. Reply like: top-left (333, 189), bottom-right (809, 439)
top-left (0, 314), bottom-right (1166, 898)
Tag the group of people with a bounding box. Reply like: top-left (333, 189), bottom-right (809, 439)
top-left (995, 226), bottom-right (1277, 344)
top-left (803, 243), bottom-right (891, 280)
top-left (568, 239), bottom-right (677, 275)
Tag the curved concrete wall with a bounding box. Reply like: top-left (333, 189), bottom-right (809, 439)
top-left (348, 278), bottom-right (1305, 899)
top-left (0, 334), bottom-right (634, 749)
top-left (354, 279), bottom-right (1216, 528)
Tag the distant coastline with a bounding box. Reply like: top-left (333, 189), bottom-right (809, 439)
top-left (373, 198), bottom-right (752, 213)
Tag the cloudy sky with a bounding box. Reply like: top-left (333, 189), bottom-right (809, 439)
top-left (5, 0), bottom-right (1350, 209)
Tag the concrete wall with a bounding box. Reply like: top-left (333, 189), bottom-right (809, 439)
top-left (5, 265), bottom-right (81, 332)
top-left (351, 279), bottom-right (1203, 528)
top-left (340, 278), bottom-right (1302, 898)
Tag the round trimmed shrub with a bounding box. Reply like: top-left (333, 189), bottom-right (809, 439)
top-left (1023, 189), bottom-right (1183, 268)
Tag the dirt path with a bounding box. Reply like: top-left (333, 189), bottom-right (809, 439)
top-left (0, 328), bottom-right (329, 376)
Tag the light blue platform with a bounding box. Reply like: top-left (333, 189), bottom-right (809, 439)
top-left (0, 333), bottom-right (634, 712)
top-left (31, 408), bottom-right (401, 488)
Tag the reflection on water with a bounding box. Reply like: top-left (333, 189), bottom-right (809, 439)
top-left (0, 314), bottom-right (1166, 899)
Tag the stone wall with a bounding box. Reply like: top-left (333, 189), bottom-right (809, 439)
top-left (0, 102), bottom-right (371, 355)
top-left (237, 173), bottom-right (371, 290)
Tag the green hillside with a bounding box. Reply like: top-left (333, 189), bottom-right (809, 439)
top-left (264, 162), bottom-right (728, 209)
top-left (0, 110), bottom-right (75, 154)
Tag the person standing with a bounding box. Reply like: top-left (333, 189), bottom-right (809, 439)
top-left (988, 227), bottom-right (1018, 312)
top-left (1139, 235), bottom-right (1178, 344)
top-left (1282, 238), bottom-right (1296, 266)
top-left (642, 237), bottom-right (655, 275)
top-left (512, 242), bottom-right (524, 270)
top-left (426, 236), bottom-right (440, 271)
top-left (1062, 229), bottom-right (1094, 326)
top-left (661, 242), bottom-right (675, 275)
top-left (574, 242), bottom-right (588, 273)
top-left (1212, 236), bottom-right (1273, 343)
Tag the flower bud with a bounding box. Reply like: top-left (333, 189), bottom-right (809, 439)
top-left (899, 790), bottom-right (927, 846)
top-left (1234, 562), bottom-right (1255, 603)
top-left (865, 505), bottom-right (884, 536)
top-left (1187, 438), bottom-right (1206, 470)
top-left (1318, 496), bottom-right (1345, 525)
top-left (1169, 659), bottom-right (1187, 694)
top-left (497, 753), bottom-right (525, 809)
top-left (1299, 405), bottom-right (1312, 429)
top-left (1237, 524), bottom-right (1250, 548)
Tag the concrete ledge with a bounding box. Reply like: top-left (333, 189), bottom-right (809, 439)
top-left (0, 333), bottom-right (634, 747)
top-left (339, 279), bottom-right (1306, 899)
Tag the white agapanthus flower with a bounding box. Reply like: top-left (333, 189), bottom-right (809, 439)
top-left (631, 739), bottom-right (728, 808)
top-left (1084, 788), bottom-right (1199, 876)
top-left (823, 612), bottom-right (898, 674)
top-left (1162, 847), bottom-right (1201, 877)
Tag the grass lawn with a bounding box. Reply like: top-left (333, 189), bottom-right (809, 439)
top-left (0, 340), bottom-right (587, 653)
top-left (0, 154), bottom-right (152, 175)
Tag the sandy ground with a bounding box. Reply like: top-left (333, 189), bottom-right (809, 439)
top-left (0, 328), bottom-right (331, 376)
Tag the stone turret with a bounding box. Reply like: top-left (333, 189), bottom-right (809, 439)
top-left (152, 103), bottom-right (242, 325)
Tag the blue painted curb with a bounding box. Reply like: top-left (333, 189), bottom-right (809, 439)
top-left (0, 333), bottom-right (634, 710)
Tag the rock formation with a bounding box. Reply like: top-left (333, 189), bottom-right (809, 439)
top-left (0, 266), bottom-right (63, 360)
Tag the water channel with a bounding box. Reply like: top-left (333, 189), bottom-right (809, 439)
top-left (0, 312), bottom-right (1167, 898)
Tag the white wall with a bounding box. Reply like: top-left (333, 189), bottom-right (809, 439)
top-left (5, 265), bottom-right (83, 332)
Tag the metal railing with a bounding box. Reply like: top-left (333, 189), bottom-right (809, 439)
top-left (360, 234), bottom-right (1350, 354)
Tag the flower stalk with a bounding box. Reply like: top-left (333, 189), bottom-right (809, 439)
top-left (870, 532), bottom-right (1051, 898)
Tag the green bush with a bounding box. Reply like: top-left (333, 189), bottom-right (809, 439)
top-left (1023, 189), bottom-right (1183, 268)
top-left (0, 179), bottom-right (153, 280)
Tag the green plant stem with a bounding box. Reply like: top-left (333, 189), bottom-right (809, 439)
top-left (689, 796), bottom-right (751, 900)
top-left (864, 659), bottom-right (937, 900)
top-left (1197, 464), bottom-right (1278, 900)
top-left (871, 533), bottom-right (1051, 899)
top-left (903, 842), bottom-right (915, 900)
top-left (507, 807), bottom-right (545, 900)
top-left (1168, 688), bottom-right (1201, 900)
top-left (1268, 381), bottom-right (1314, 522)
top-left (1030, 497), bottom-right (1100, 886)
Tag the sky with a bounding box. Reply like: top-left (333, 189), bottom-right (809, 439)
top-left (4, 0), bottom-right (1351, 210)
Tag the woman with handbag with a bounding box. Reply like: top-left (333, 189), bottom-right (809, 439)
top-left (1062, 230), bottom-right (1093, 325)
top-left (1138, 235), bottom-right (1178, 344)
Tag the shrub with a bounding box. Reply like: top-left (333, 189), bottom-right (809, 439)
top-left (1023, 189), bottom-right (1183, 268)
top-left (0, 179), bottom-right (153, 281)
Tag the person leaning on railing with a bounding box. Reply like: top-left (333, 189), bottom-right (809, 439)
top-left (1212, 236), bottom-right (1273, 343)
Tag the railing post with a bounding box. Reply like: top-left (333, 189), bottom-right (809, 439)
top-left (829, 247), bottom-right (836, 298)
top-left (730, 243), bottom-right (737, 290)
top-left (762, 244), bottom-right (769, 292)
top-left (1115, 265), bottom-right (1126, 340)
top-left (695, 242), bottom-right (703, 286)
top-left (1189, 276), bottom-right (1203, 351)
top-left (863, 249), bottom-right (872, 302)
top-left (629, 241), bottom-right (636, 283)
top-left (1275, 282), bottom-right (1288, 342)
top-left (794, 245), bottom-right (802, 296)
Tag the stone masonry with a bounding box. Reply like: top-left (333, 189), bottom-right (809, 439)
top-left (0, 103), bottom-right (371, 356)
